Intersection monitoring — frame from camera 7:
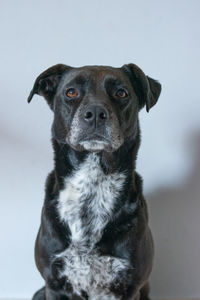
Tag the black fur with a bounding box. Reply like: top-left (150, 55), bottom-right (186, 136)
top-left (28, 64), bottom-right (161, 300)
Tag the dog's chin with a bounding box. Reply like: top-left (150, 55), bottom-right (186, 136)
top-left (66, 133), bottom-right (124, 153)
top-left (66, 138), bottom-right (116, 153)
top-left (79, 140), bottom-right (111, 152)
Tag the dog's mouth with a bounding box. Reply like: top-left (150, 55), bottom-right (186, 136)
top-left (79, 134), bottom-right (110, 152)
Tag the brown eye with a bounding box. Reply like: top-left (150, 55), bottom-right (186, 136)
top-left (116, 89), bottom-right (128, 98)
top-left (66, 88), bottom-right (78, 98)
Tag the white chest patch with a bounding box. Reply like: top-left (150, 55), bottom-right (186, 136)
top-left (57, 153), bottom-right (126, 246)
top-left (56, 153), bottom-right (127, 298)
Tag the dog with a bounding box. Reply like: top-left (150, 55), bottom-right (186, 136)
top-left (28, 63), bottom-right (161, 300)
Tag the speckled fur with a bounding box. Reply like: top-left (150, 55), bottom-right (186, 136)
top-left (56, 245), bottom-right (128, 299)
top-left (56, 153), bottom-right (128, 298)
top-left (57, 153), bottom-right (126, 245)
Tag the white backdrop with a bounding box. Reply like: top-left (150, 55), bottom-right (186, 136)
top-left (0, 0), bottom-right (200, 298)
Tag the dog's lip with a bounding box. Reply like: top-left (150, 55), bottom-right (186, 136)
top-left (79, 134), bottom-right (110, 144)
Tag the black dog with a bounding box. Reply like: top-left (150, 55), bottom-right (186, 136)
top-left (28, 63), bottom-right (161, 300)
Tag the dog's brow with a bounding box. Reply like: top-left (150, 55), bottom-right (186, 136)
top-left (74, 75), bottom-right (89, 85)
top-left (66, 74), bottom-right (89, 86)
top-left (104, 76), bottom-right (124, 87)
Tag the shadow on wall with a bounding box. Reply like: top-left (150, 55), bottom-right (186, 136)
top-left (147, 130), bottom-right (200, 299)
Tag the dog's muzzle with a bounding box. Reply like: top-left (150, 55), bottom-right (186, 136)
top-left (67, 104), bottom-right (124, 152)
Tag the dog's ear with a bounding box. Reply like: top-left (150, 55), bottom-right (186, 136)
top-left (122, 63), bottom-right (161, 112)
top-left (27, 64), bottom-right (72, 110)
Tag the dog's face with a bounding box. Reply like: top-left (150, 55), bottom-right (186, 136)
top-left (28, 64), bottom-right (161, 152)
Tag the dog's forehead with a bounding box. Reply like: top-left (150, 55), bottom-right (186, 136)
top-left (62, 66), bottom-right (129, 85)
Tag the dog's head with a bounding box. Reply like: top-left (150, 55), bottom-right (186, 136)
top-left (28, 64), bottom-right (161, 152)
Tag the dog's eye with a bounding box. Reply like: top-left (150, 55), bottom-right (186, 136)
top-left (115, 89), bottom-right (128, 98)
top-left (66, 88), bottom-right (78, 99)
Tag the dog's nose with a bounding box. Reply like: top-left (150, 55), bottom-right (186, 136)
top-left (83, 105), bottom-right (109, 127)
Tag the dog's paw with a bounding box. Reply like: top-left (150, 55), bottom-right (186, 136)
top-left (109, 270), bottom-right (133, 297)
top-left (48, 274), bottom-right (74, 294)
top-left (49, 258), bottom-right (73, 293)
top-left (110, 279), bottom-right (126, 296)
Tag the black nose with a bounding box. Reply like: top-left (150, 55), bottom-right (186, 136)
top-left (83, 105), bottom-right (109, 127)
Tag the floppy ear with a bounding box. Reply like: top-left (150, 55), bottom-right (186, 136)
top-left (122, 63), bottom-right (161, 112)
top-left (27, 64), bottom-right (72, 110)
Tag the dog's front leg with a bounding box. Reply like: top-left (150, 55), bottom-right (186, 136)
top-left (46, 256), bottom-right (74, 295)
top-left (45, 286), bottom-right (84, 300)
top-left (89, 292), bottom-right (139, 300)
top-left (45, 288), bottom-right (61, 300)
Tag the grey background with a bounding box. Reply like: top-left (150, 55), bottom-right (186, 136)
top-left (0, 0), bottom-right (200, 298)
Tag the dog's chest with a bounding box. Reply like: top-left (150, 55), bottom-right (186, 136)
top-left (57, 153), bottom-right (125, 246)
top-left (56, 154), bottom-right (127, 297)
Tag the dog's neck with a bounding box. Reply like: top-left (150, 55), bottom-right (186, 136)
top-left (52, 130), bottom-right (141, 248)
top-left (52, 128), bottom-right (141, 193)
